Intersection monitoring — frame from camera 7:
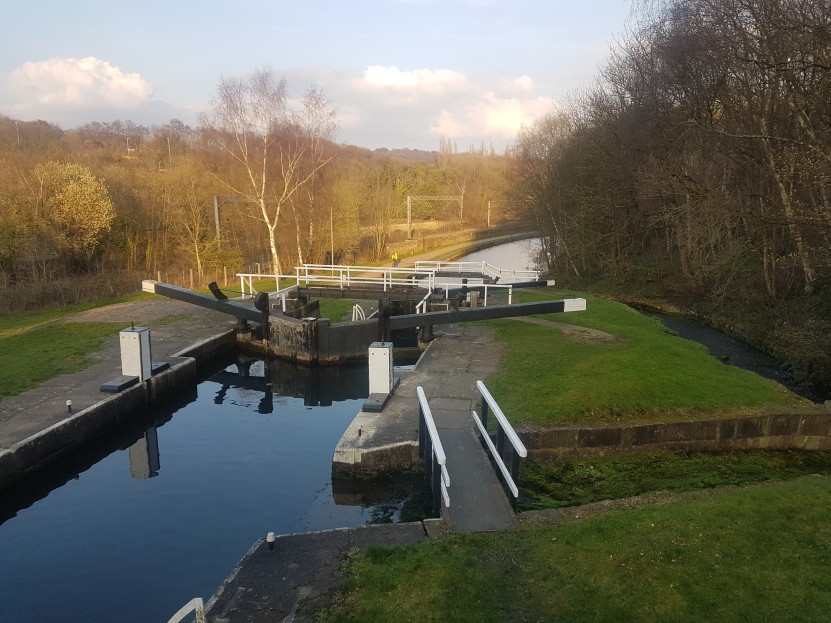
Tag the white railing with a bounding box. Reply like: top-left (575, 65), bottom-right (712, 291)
top-left (415, 260), bottom-right (540, 282)
top-left (471, 380), bottom-right (527, 501)
top-left (295, 264), bottom-right (437, 291)
top-left (352, 303), bottom-right (366, 321)
top-left (237, 273), bottom-right (297, 298)
top-left (417, 386), bottom-right (450, 513)
top-left (435, 282), bottom-right (515, 306)
top-left (167, 598), bottom-right (206, 623)
top-left (415, 290), bottom-right (432, 314)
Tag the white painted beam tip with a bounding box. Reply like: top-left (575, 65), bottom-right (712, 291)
top-left (563, 298), bottom-right (587, 312)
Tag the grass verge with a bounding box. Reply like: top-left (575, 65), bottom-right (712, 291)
top-left (0, 322), bottom-right (124, 399)
top-left (0, 292), bottom-right (151, 399)
top-left (520, 450), bottom-right (831, 510)
top-left (482, 289), bottom-right (804, 426)
top-left (320, 477), bottom-right (831, 622)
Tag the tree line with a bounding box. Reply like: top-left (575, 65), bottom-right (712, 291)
top-left (0, 70), bottom-right (510, 307)
top-left (510, 0), bottom-right (830, 391)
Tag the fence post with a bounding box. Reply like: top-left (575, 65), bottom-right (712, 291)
top-left (432, 455), bottom-right (441, 516)
top-left (481, 398), bottom-right (489, 430)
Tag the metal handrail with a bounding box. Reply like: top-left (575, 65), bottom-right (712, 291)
top-left (417, 386), bottom-right (450, 513)
top-left (236, 273), bottom-right (296, 297)
top-left (471, 380), bottom-right (527, 501)
top-left (167, 598), bottom-right (206, 623)
top-left (295, 264), bottom-right (437, 291)
top-left (415, 260), bottom-right (540, 281)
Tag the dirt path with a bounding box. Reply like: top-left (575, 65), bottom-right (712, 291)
top-left (508, 316), bottom-right (621, 344)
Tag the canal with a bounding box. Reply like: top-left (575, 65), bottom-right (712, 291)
top-left (0, 357), bottom-right (424, 623)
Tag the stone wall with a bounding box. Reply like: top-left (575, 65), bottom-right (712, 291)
top-left (519, 412), bottom-right (831, 458)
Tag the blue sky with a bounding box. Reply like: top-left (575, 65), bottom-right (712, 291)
top-left (1, 0), bottom-right (633, 150)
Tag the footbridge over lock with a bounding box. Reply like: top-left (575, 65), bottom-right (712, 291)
top-left (143, 261), bottom-right (572, 365)
top-left (334, 295), bottom-right (587, 532)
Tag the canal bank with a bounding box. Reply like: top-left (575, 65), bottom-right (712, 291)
top-left (0, 299), bottom-right (237, 490)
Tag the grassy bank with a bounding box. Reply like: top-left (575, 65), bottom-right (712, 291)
top-left (0, 293), bottom-right (150, 399)
top-left (318, 477), bottom-right (831, 622)
top-left (482, 289), bottom-right (805, 426)
top-left (520, 450), bottom-right (831, 510)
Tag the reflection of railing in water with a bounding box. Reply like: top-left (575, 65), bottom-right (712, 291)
top-left (211, 356), bottom-right (370, 408)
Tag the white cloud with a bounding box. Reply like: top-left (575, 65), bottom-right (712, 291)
top-left (2, 57), bottom-right (153, 115)
top-left (499, 75), bottom-right (535, 94)
top-left (431, 92), bottom-right (553, 140)
top-left (360, 65), bottom-right (467, 93)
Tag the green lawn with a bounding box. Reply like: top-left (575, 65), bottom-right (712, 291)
top-left (320, 477), bottom-right (831, 622)
top-left (0, 292), bottom-right (149, 399)
top-left (482, 289), bottom-right (804, 426)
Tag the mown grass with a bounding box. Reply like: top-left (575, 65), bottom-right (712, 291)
top-left (520, 450), bottom-right (831, 510)
top-left (0, 322), bottom-right (125, 399)
top-left (320, 477), bottom-right (831, 622)
top-left (482, 289), bottom-right (804, 426)
top-left (0, 292), bottom-right (152, 399)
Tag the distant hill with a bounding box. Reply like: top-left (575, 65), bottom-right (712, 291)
top-left (371, 147), bottom-right (438, 164)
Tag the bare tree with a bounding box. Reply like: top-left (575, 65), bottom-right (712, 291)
top-left (199, 69), bottom-right (337, 274)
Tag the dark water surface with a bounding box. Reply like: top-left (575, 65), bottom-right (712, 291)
top-left (0, 358), bottom-right (421, 623)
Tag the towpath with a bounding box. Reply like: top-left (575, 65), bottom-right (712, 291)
top-left (0, 299), bottom-right (234, 452)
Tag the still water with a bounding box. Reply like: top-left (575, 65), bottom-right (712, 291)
top-left (0, 358), bottom-right (422, 623)
top-left (458, 237), bottom-right (544, 275)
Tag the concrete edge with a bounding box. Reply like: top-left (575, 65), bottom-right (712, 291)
top-left (204, 536), bottom-right (262, 614)
top-left (0, 357), bottom-right (198, 490)
top-left (205, 521), bottom-right (432, 616)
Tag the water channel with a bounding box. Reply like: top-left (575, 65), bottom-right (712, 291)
top-left (4, 236), bottom-right (805, 622)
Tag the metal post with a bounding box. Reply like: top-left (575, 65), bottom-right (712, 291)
top-left (481, 398), bottom-right (489, 431)
top-left (497, 426), bottom-right (506, 461)
top-left (511, 449), bottom-right (521, 491)
top-left (407, 195), bottom-right (412, 239)
top-left (432, 455), bottom-right (441, 516)
top-left (418, 404), bottom-right (426, 459)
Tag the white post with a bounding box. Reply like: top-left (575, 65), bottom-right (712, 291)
top-left (368, 342), bottom-right (394, 395)
top-left (120, 326), bottom-right (152, 381)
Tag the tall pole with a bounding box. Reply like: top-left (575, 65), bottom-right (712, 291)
top-left (330, 203), bottom-right (334, 265)
top-left (407, 195), bottom-right (412, 239)
top-left (167, 137), bottom-right (171, 164)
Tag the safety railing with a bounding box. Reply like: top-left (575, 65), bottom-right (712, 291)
top-left (237, 273), bottom-right (297, 298)
top-left (417, 386), bottom-right (450, 516)
top-left (415, 260), bottom-right (540, 282)
top-left (166, 597), bottom-right (206, 623)
top-left (295, 264), bottom-right (437, 291)
top-left (437, 282), bottom-right (516, 306)
top-left (471, 380), bottom-right (527, 505)
top-left (415, 290), bottom-right (433, 314)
